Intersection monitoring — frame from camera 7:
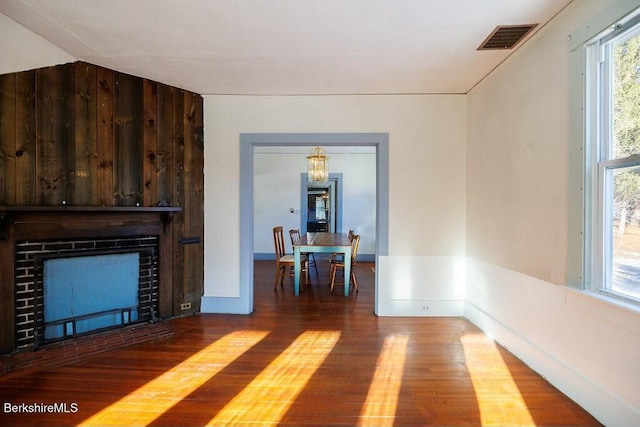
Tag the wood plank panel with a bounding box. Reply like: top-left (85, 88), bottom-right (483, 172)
top-left (0, 261), bottom-right (602, 426)
top-left (156, 84), bottom-right (175, 317)
top-left (159, 222), bottom-right (174, 318)
top-left (15, 71), bottom-right (36, 205)
top-left (113, 72), bottom-right (143, 206)
top-left (96, 67), bottom-right (114, 206)
top-left (74, 62), bottom-right (98, 205)
top-left (142, 79), bottom-right (157, 206)
top-left (0, 74), bottom-right (16, 205)
top-left (181, 92), bottom-right (204, 312)
top-left (172, 90), bottom-right (186, 315)
top-left (36, 64), bottom-right (75, 205)
top-left (156, 84), bottom-right (174, 206)
top-left (193, 95), bottom-right (204, 312)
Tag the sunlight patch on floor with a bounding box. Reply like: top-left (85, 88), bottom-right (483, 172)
top-left (206, 330), bottom-right (341, 427)
top-left (79, 330), bottom-right (269, 426)
top-left (358, 334), bottom-right (409, 427)
top-left (461, 333), bottom-right (535, 426)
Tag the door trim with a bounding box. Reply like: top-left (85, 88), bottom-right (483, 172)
top-left (238, 133), bottom-right (389, 314)
top-left (301, 173), bottom-right (342, 234)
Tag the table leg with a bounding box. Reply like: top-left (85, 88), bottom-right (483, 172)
top-left (343, 246), bottom-right (352, 296)
top-left (294, 246), bottom-right (301, 296)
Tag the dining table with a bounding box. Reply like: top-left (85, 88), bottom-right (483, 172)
top-left (292, 232), bottom-right (353, 296)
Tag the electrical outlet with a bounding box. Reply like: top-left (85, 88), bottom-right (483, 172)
top-left (180, 302), bottom-right (191, 310)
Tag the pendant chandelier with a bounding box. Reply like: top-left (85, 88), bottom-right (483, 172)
top-left (307, 146), bottom-right (329, 182)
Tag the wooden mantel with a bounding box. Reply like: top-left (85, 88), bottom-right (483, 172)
top-left (0, 206), bottom-right (182, 240)
top-left (0, 206), bottom-right (182, 211)
top-left (0, 206), bottom-right (182, 354)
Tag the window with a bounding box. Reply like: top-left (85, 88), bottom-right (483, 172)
top-left (585, 10), bottom-right (640, 303)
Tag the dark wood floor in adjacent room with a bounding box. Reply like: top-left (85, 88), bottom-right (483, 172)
top-left (0, 259), bottom-right (601, 426)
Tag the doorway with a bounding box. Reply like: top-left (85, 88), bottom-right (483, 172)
top-left (224, 133), bottom-right (389, 315)
top-left (301, 175), bottom-right (341, 234)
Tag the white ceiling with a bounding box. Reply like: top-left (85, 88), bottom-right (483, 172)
top-left (0, 0), bottom-right (573, 96)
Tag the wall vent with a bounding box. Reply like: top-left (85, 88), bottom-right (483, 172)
top-left (477, 24), bottom-right (538, 50)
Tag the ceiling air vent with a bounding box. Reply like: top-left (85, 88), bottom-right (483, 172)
top-left (477, 24), bottom-right (538, 50)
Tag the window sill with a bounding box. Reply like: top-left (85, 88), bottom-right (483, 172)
top-left (574, 287), bottom-right (640, 317)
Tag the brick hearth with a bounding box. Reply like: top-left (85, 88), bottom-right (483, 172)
top-left (0, 320), bottom-right (175, 378)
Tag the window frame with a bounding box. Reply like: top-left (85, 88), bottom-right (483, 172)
top-left (568, 1), bottom-right (640, 310)
top-left (579, 5), bottom-right (640, 304)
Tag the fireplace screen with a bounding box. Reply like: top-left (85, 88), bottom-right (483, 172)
top-left (14, 235), bottom-right (160, 349)
top-left (43, 253), bottom-right (140, 340)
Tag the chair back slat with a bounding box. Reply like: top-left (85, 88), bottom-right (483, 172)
top-left (350, 234), bottom-right (360, 264)
top-left (289, 229), bottom-right (301, 245)
top-left (273, 226), bottom-right (287, 259)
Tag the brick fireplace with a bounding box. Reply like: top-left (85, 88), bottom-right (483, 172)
top-left (16, 235), bottom-right (160, 349)
top-left (0, 206), bottom-right (180, 356)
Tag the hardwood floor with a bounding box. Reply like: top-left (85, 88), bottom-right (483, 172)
top-left (0, 259), bottom-right (601, 426)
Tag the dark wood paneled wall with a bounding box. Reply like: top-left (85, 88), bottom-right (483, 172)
top-left (0, 61), bottom-right (204, 352)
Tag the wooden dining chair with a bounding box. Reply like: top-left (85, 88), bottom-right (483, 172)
top-left (330, 229), bottom-right (354, 262)
top-left (329, 234), bottom-right (360, 294)
top-left (289, 229), bottom-right (316, 270)
top-left (273, 226), bottom-right (308, 291)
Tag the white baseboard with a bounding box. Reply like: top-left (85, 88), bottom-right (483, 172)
top-left (376, 299), bottom-right (464, 316)
top-left (200, 296), bottom-right (252, 314)
top-left (465, 297), bottom-right (639, 427)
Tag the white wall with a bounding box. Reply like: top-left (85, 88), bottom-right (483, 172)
top-left (466, 0), bottom-right (640, 425)
top-left (0, 13), bottom-right (74, 74)
top-left (203, 95), bottom-right (467, 311)
top-left (253, 152), bottom-right (376, 256)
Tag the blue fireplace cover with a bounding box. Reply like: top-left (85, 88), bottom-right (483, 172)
top-left (43, 253), bottom-right (140, 340)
